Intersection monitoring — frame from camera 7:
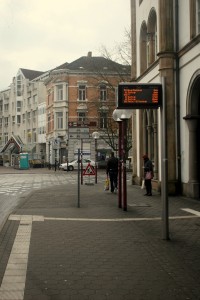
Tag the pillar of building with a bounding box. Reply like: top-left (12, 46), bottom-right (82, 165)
top-left (184, 118), bottom-right (200, 198)
top-left (158, 0), bottom-right (178, 194)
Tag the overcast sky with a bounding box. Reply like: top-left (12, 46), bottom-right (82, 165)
top-left (0, 0), bottom-right (130, 90)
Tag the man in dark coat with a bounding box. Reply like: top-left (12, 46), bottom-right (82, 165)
top-left (106, 152), bottom-right (118, 193)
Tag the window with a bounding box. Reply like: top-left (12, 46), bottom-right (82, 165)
top-left (27, 112), bottom-right (31, 123)
top-left (99, 84), bottom-right (107, 101)
top-left (33, 95), bottom-right (37, 104)
top-left (48, 113), bottom-right (51, 133)
top-left (56, 85), bottom-right (63, 101)
top-left (147, 9), bottom-right (157, 66)
top-left (16, 75), bottom-right (22, 96)
top-left (12, 116), bottom-right (15, 125)
top-left (4, 133), bottom-right (8, 144)
top-left (33, 110), bottom-right (36, 123)
top-left (78, 112), bottom-right (86, 123)
top-left (140, 22), bottom-right (147, 73)
top-left (190, 0), bottom-right (200, 37)
top-left (0, 118), bottom-right (2, 127)
top-left (17, 101), bottom-right (21, 112)
top-left (100, 112), bottom-right (108, 129)
top-left (17, 115), bottom-right (21, 124)
top-left (4, 104), bottom-right (9, 111)
top-left (57, 112), bottom-right (63, 129)
top-left (27, 130), bottom-right (31, 143)
top-left (78, 85), bottom-right (86, 101)
top-left (4, 117), bottom-right (8, 126)
top-left (198, 0), bottom-right (200, 33)
top-left (23, 114), bottom-right (25, 123)
top-left (33, 129), bottom-right (36, 143)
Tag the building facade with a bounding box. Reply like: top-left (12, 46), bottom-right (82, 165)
top-left (0, 52), bottom-right (130, 167)
top-left (131, 0), bottom-right (200, 198)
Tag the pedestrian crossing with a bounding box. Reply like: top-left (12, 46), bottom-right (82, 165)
top-left (0, 172), bottom-right (132, 197)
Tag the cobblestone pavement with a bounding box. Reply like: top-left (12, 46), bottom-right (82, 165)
top-left (0, 167), bottom-right (200, 299)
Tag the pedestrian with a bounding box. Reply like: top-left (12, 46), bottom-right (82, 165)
top-left (143, 154), bottom-right (153, 196)
top-left (106, 152), bottom-right (118, 193)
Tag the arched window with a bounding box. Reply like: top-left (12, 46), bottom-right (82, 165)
top-left (147, 8), bottom-right (157, 67)
top-left (197, 0), bottom-right (200, 33)
top-left (140, 21), bottom-right (147, 74)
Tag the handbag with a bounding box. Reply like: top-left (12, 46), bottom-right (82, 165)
top-left (104, 177), bottom-right (109, 191)
top-left (145, 171), bottom-right (152, 180)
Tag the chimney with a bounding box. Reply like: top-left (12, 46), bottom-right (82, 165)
top-left (87, 51), bottom-right (92, 57)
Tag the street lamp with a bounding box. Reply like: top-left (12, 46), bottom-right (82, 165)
top-left (113, 110), bottom-right (123, 208)
top-left (113, 109), bottom-right (132, 211)
top-left (92, 131), bottom-right (100, 184)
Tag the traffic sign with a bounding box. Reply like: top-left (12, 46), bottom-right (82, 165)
top-left (83, 163), bottom-right (95, 176)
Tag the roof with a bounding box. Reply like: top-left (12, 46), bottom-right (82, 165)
top-left (1, 135), bottom-right (24, 153)
top-left (20, 68), bottom-right (45, 81)
top-left (55, 56), bottom-right (130, 74)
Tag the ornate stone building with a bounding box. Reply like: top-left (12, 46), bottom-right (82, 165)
top-left (131, 0), bottom-right (200, 198)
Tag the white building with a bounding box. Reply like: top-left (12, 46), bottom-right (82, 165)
top-left (131, 0), bottom-right (200, 198)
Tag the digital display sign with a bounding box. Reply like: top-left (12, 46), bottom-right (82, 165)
top-left (117, 83), bottom-right (162, 109)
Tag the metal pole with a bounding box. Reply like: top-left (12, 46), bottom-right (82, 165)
top-left (77, 148), bottom-right (80, 208)
top-left (118, 121), bottom-right (122, 208)
top-left (95, 139), bottom-right (98, 184)
top-left (122, 119), bottom-right (127, 211)
top-left (81, 139), bottom-right (83, 185)
top-left (48, 141), bottom-right (51, 169)
top-left (54, 149), bottom-right (57, 172)
top-left (161, 77), bottom-right (169, 240)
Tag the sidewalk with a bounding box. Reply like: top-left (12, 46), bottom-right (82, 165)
top-left (0, 176), bottom-right (200, 299)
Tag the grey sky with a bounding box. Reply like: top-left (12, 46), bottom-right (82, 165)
top-left (0, 0), bottom-right (130, 90)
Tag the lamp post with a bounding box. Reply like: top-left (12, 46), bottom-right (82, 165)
top-left (92, 131), bottom-right (100, 184)
top-left (113, 109), bottom-right (132, 211)
top-left (113, 110), bottom-right (123, 208)
top-left (48, 141), bottom-right (51, 169)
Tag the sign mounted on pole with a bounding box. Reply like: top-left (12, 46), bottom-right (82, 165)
top-left (117, 83), bottom-right (162, 109)
top-left (83, 163), bottom-right (95, 176)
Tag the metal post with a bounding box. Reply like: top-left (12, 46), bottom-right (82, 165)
top-left (122, 119), bottom-right (127, 211)
top-left (54, 149), bottom-right (57, 172)
top-left (95, 138), bottom-right (97, 184)
top-left (48, 141), bottom-right (51, 169)
top-left (118, 121), bottom-right (122, 208)
top-left (161, 77), bottom-right (169, 240)
top-left (77, 148), bottom-right (80, 208)
top-left (81, 139), bottom-right (83, 185)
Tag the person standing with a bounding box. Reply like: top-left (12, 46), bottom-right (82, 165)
top-left (143, 154), bottom-right (153, 196)
top-left (106, 152), bottom-right (118, 193)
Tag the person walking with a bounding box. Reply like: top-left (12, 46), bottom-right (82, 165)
top-left (143, 154), bottom-right (153, 196)
top-left (106, 152), bottom-right (118, 193)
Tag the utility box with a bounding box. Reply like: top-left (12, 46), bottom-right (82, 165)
top-left (19, 153), bottom-right (29, 169)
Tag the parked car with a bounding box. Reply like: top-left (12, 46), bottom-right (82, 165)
top-left (59, 159), bottom-right (95, 171)
top-left (96, 159), bottom-right (108, 169)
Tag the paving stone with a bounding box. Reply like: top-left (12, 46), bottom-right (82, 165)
top-left (0, 175), bottom-right (199, 299)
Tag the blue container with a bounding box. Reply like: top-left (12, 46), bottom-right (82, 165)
top-left (19, 153), bottom-right (29, 169)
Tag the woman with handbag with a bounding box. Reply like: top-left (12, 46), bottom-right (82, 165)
top-left (143, 154), bottom-right (153, 196)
